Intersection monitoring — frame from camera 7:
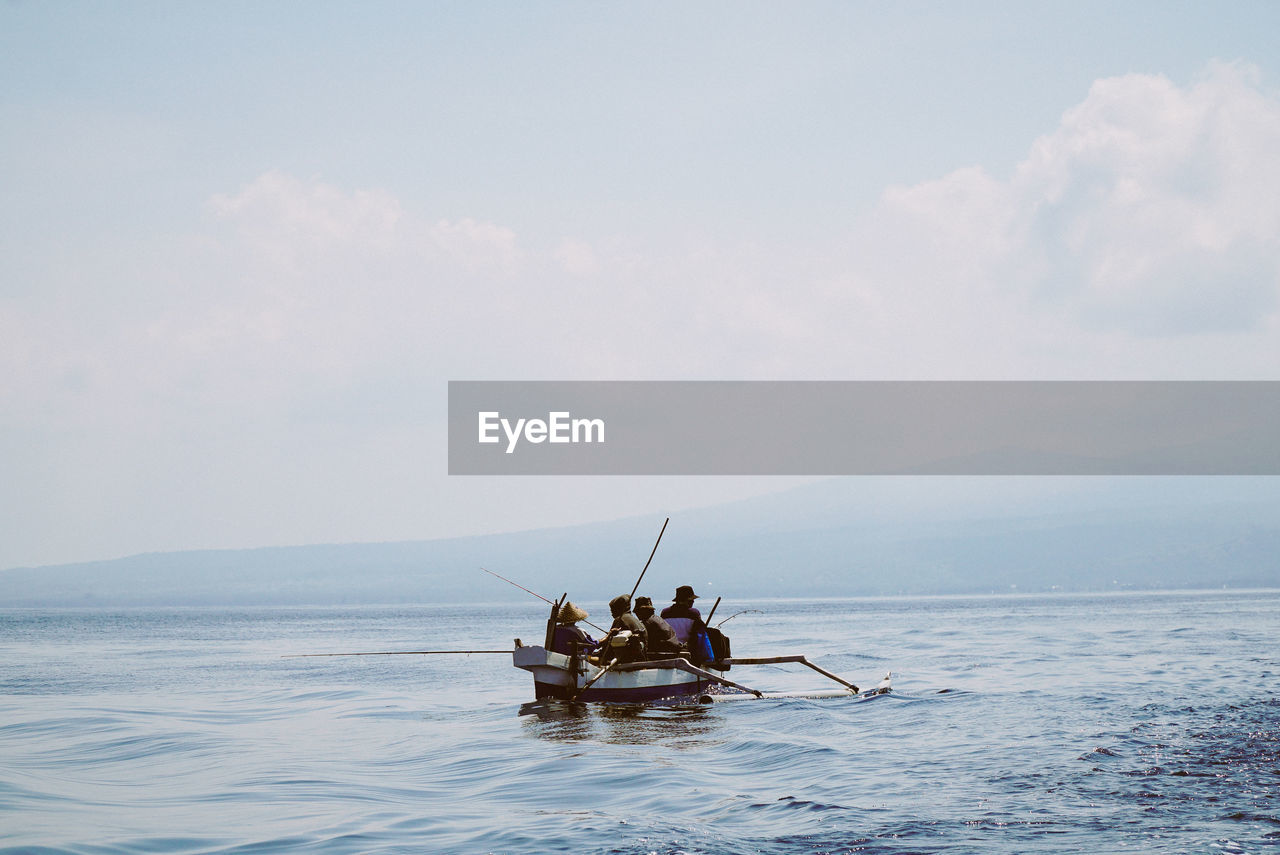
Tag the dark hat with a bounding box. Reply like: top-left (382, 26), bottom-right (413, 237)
top-left (608, 594), bottom-right (631, 613)
top-left (674, 585), bottom-right (699, 602)
top-left (634, 596), bottom-right (654, 610)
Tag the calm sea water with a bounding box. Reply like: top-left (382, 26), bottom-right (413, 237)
top-left (1, 591), bottom-right (1277, 854)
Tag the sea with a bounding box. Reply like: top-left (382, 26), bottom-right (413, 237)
top-left (1, 590), bottom-right (1277, 854)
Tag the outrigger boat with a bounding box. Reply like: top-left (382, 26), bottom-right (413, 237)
top-left (514, 594), bottom-right (891, 704)
top-left (507, 519), bottom-right (890, 704)
top-left (288, 519), bottom-right (891, 704)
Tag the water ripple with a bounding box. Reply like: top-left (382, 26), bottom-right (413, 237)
top-left (3, 593), bottom-right (1279, 853)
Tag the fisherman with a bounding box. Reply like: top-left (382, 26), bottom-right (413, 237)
top-left (634, 596), bottom-right (681, 658)
top-left (661, 585), bottom-right (713, 664)
top-left (549, 601), bottom-right (596, 656)
top-left (593, 594), bottom-right (647, 663)
top-left (659, 585), bottom-right (704, 644)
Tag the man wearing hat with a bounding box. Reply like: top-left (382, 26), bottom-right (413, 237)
top-left (592, 594), bottom-right (647, 664)
top-left (634, 596), bottom-right (681, 657)
top-left (660, 585), bottom-right (705, 648)
top-left (549, 601), bottom-right (596, 656)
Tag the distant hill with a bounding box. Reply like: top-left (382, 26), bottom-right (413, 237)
top-left (2, 477), bottom-right (1278, 607)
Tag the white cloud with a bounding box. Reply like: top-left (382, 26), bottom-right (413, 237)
top-left (7, 64), bottom-right (1280, 441)
top-left (6, 63), bottom-right (1280, 568)
top-left (209, 170), bottom-right (404, 251)
top-left (871, 62), bottom-right (1280, 338)
top-left (554, 238), bottom-right (600, 276)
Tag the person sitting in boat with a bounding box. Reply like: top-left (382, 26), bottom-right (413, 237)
top-left (660, 585), bottom-right (704, 643)
top-left (592, 594), bottom-right (647, 664)
top-left (549, 601), bottom-right (596, 656)
top-left (661, 585), bottom-right (713, 665)
top-left (634, 596), bottom-right (681, 658)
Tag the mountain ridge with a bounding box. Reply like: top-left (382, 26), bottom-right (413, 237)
top-left (3, 478), bottom-right (1278, 607)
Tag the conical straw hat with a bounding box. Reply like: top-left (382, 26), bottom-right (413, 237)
top-left (558, 601), bottom-right (588, 623)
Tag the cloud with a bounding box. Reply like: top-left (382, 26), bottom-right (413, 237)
top-left (7, 63), bottom-right (1280, 443)
top-left (207, 170), bottom-right (521, 282)
top-left (0, 173), bottom-right (531, 436)
top-left (869, 62), bottom-right (1280, 337)
top-left (6, 62), bottom-right (1280, 568)
top-left (208, 170), bottom-right (404, 253)
top-left (554, 238), bottom-right (600, 276)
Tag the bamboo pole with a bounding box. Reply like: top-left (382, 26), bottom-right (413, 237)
top-left (628, 517), bottom-right (669, 601)
top-left (721, 655), bottom-right (860, 693)
top-left (481, 568), bottom-right (607, 634)
top-left (284, 650), bottom-right (511, 657)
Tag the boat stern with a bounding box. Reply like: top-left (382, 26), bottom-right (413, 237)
top-left (513, 644), bottom-right (577, 698)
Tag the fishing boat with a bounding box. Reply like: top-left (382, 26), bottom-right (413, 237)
top-left (502, 519), bottom-right (890, 704)
top-left (516, 596), bottom-right (892, 704)
top-left (290, 519), bottom-right (892, 704)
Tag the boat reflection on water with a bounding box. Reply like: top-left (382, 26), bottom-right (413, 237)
top-left (517, 699), bottom-right (723, 745)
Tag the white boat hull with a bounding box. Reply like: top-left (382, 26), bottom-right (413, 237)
top-left (513, 645), bottom-right (708, 702)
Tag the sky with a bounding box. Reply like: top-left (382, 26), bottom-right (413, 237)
top-left (3, 2), bottom-right (1280, 569)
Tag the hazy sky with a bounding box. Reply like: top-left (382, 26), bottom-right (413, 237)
top-left (3, 2), bottom-right (1280, 569)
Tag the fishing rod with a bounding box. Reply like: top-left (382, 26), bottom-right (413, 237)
top-left (716, 609), bottom-right (763, 627)
top-left (481, 567), bottom-right (554, 605)
top-left (283, 650), bottom-right (511, 658)
top-left (481, 567), bottom-right (607, 633)
top-left (628, 517), bottom-right (669, 601)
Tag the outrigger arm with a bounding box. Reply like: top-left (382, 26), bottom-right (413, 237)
top-left (722, 655), bottom-right (860, 693)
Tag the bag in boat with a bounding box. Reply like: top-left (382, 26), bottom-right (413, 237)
top-left (705, 626), bottom-right (731, 671)
top-left (690, 628), bottom-right (715, 666)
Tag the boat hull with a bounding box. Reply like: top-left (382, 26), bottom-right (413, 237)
top-left (514, 645), bottom-right (708, 703)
